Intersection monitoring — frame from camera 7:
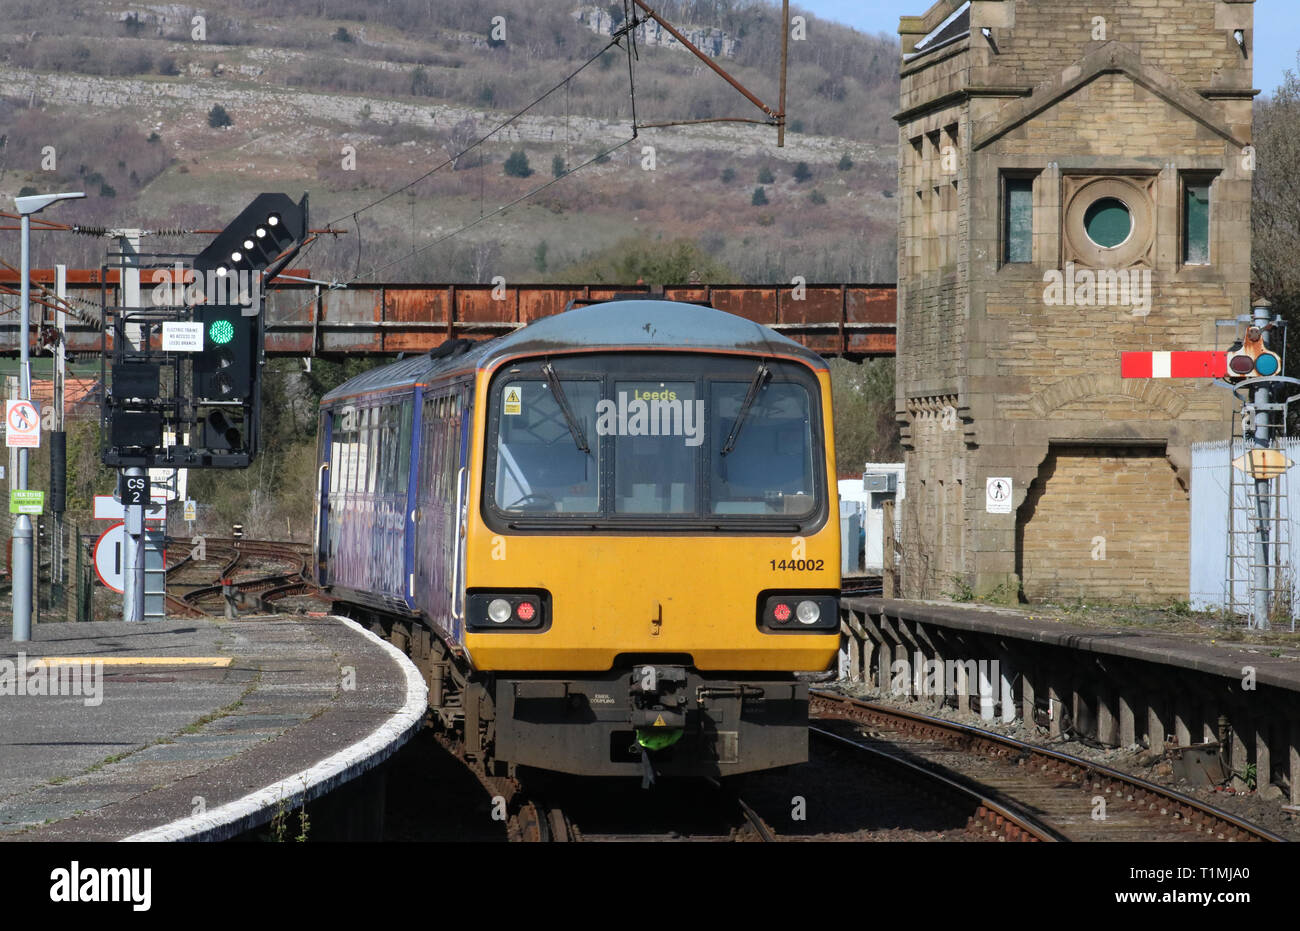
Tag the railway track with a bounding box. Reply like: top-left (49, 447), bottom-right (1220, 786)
top-left (514, 782), bottom-right (776, 842)
top-left (810, 690), bottom-right (1285, 842)
top-left (165, 537), bottom-right (321, 615)
top-left (840, 575), bottom-right (883, 597)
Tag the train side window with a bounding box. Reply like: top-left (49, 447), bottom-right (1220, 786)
top-left (350, 409), bottom-right (364, 495)
top-left (398, 401), bottom-right (413, 492)
top-left (329, 415), bottom-right (343, 495)
top-left (367, 407), bottom-right (380, 495)
top-left (380, 404), bottom-right (395, 496)
top-left (370, 406), bottom-right (381, 495)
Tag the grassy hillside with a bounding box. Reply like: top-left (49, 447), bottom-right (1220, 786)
top-left (0, 0), bottom-right (900, 284)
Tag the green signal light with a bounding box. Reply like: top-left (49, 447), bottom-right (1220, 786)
top-left (209, 319), bottom-right (236, 345)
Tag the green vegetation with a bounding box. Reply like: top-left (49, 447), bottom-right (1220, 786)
top-left (793, 161), bottom-right (812, 183)
top-left (756, 165), bottom-right (775, 184)
top-left (944, 575), bottom-right (975, 602)
top-left (826, 357), bottom-right (901, 470)
top-left (503, 150), bottom-right (533, 178)
top-left (809, 189), bottom-right (827, 206)
top-left (838, 153), bottom-right (854, 171)
top-left (751, 186), bottom-right (768, 206)
top-left (1254, 59), bottom-right (1300, 425)
top-left (207, 104), bottom-right (232, 128)
top-left (553, 235), bottom-right (732, 286)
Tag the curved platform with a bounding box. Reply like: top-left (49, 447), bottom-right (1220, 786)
top-left (0, 615), bottom-right (426, 841)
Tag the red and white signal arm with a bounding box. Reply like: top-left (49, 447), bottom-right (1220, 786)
top-left (1120, 351), bottom-right (1226, 379)
top-left (5, 400), bottom-right (40, 448)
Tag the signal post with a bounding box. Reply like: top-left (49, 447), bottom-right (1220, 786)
top-left (99, 193), bottom-right (307, 622)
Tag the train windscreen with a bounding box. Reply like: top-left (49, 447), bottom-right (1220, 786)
top-left (488, 354), bottom-right (824, 528)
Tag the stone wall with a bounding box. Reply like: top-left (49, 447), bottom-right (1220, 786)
top-left (1017, 445), bottom-right (1191, 601)
top-left (895, 0), bottom-right (1254, 603)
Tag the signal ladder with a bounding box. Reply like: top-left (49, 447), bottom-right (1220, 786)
top-left (1224, 401), bottom-right (1295, 631)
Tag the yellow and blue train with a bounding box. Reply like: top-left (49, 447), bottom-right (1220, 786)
top-left (313, 299), bottom-right (840, 778)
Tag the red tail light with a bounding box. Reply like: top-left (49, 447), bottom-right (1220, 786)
top-left (773, 603), bottom-right (792, 623)
top-left (516, 601), bottom-right (536, 621)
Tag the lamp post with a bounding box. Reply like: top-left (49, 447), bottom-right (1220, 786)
top-left (11, 192), bottom-right (84, 642)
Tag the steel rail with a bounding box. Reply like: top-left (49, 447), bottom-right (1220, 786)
top-left (810, 723), bottom-right (1058, 841)
top-left (811, 690), bottom-right (1286, 842)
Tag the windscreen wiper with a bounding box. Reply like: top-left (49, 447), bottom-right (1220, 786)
top-left (541, 362), bottom-right (590, 454)
top-left (721, 361), bottom-right (770, 456)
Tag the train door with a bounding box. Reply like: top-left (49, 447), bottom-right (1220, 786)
top-left (450, 383), bottom-right (473, 641)
top-left (314, 409), bottom-right (333, 585)
top-left (403, 392), bottom-right (422, 610)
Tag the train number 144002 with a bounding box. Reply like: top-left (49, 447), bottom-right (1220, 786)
top-left (770, 559), bottom-right (824, 571)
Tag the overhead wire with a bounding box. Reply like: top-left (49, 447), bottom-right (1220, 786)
top-left (325, 15), bottom-right (645, 230)
top-left (350, 135), bottom-right (636, 285)
top-left (267, 14), bottom-right (645, 319)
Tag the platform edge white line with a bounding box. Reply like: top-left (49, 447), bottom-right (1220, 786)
top-left (123, 615), bottom-right (427, 842)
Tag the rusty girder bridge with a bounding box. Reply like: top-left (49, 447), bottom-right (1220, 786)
top-left (0, 270), bottom-right (896, 360)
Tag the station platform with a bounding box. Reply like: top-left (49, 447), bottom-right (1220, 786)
top-left (839, 596), bottom-right (1300, 808)
top-left (0, 614), bottom-right (427, 841)
top-left (847, 597), bottom-right (1300, 692)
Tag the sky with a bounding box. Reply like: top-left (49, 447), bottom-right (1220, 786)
top-left (800, 0), bottom-right (1299, 98)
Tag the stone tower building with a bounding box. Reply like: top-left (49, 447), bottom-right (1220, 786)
top-left (894, 0), bottom-right (1255, 601)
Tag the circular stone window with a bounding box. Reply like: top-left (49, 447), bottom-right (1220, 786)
top-left (1083, 197), bottom-right (1132, 248)
top-left (1062, 176), bottom-right (1155, 269)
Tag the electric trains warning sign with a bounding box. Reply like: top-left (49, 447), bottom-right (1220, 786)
top-left (6, 400), bottom-right (40, 448)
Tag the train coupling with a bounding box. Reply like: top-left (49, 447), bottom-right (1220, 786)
top-left (629, 665), bottom-right (688, 742)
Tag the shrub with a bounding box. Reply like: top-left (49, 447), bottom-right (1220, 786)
top-left (837, 153), bottom-right (854, 171)
top-left (809, 189), bottom-right (827, 205)
top-left (720, 166), bottom-right (735, 183)
top-left (757, 165), bottom-right (774, 184)
top-left (411, 66), bottom-right (430, 96)
top-left (551, 154), bottom-right (566, 178)
top-left (751, 186), bottom-right (769, 206)
top-left (504, 150), bottom-right (533, 177)
top-left (334, 27), bottom-right (353, 42)
top-left (793, 161), bottom-right (812, 183)
top-left (207, 104), bottom-right (233, 128)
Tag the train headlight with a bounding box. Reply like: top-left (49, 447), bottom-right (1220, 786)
top-left (488, 598), bottom-right (512, 624)
top-left (796, 600), bottom-right (820, 624)
top-left (760, 593), bottom-right (838, 632)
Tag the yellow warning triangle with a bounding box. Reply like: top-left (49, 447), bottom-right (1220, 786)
top-left (653, 714), bottom-right (666, 727)
top-left (506, 388), bottom-right (520, 402)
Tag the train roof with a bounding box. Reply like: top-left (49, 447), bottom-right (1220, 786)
top-left (320, 299), bottom-right (827, 404)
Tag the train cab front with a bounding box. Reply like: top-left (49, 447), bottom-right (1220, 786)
top-left (492, 661), bottom-right (814, 779)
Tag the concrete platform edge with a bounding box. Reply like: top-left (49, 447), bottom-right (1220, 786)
top-left (848, 597), bottom-right (1300, 692)
top-left (123, 616), bottom-right (428, 843)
